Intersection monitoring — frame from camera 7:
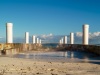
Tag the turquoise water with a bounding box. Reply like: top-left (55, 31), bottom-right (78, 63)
top-left (13, 51), bottom-right (100, 64)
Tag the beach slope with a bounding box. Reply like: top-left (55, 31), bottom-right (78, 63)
top-left (0, 57), bottom-right (100, 75)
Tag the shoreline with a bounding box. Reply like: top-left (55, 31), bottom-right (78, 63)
top-left (11, 51), bottom-right (100, 64)
top-left (0, 53), bottom-right (100, 75)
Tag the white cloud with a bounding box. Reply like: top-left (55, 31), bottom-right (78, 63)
top-left (39, 33), bottom-right (53, 39)
top-left (89, 32), bottom-right (100, 39)
top-left (4, 32), bottom-right (100, 44)
top-left (90, 32), bottom-right (100, 36)
top-left (75, 32), bottom-right (82, 37)
top-left (93, 32), bottom-right (100, 36)
top-left (49, 33), bottom-right (53, 36)
top-left (0, 37), bottom-right (3, 39)
top-left (75, 32), bottom-right (100, 44)
top-left (75, 32), bottom-right (100, 38)
top-left (35, 32), bottom-right (100, 44)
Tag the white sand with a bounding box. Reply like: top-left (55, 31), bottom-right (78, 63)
top-left (0, 56), bottom-right (100, 75)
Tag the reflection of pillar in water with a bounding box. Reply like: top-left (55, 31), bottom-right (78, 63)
top-left (64, 52), bottom-right (67, 57)
top-left (6, 23), bottom-right (13, 43)
top-left (83, 24), bottom-right (89, 45)
top-left (33, 53), bottom-right (35, 60)
top-left (71, 52), bottom-right (74, 58)
top-left (26, 53), bottom-right (29, 58)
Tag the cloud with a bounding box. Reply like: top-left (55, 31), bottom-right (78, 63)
top-left (89, 32), bottom-right (100, 39)
top-left (75, 32), bottom-right (100, 38)
top-left (75, 32), bottom-right (82, 37)
top-left (38, 33), bottom-right (54, 39)
top-left (1, 32), bottom-right (99, 44)
top-left (92, 32), bottom-right (100, 36)
top-left (75, 32), bottom-right (100, 44)
top-left (0, 37), bottom-right (3, 39)
top-left (33, 33), bottom-right (65, 43)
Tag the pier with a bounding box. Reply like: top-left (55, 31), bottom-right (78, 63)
top-left (0, 43), bottom-right (100, 55)
top-left (0, 23), bottom-right (99, 56)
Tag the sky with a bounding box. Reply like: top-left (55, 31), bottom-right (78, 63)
top-left (0, 0), bottom-right (100, 43)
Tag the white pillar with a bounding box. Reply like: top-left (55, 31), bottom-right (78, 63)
top-left (39, 39), bottom-right (42, 44)
top-left (25, 32), bottom-right (29, 44)
top-left (70, 33), bottom-right (74, 44)
top-left (83, 24), bottom-right (89, 45)
top-left (64, 36), bottom-right (67, 44)
top-left (32, 35), bottom-right (36, 44)
top-left (59, 40), bottom-right (62, 44)
top-left (6, 23), bottom-right (13, 43)
top-left (36, 38), bottom-right (39, 44)
top-left (61, 38), bottom-right (64, 44)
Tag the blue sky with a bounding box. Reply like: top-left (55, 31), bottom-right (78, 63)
top-left (0, 0), bottom-right (100, 38)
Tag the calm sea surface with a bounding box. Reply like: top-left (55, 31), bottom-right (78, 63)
top-left (12, 51), bottom-right (100, 64)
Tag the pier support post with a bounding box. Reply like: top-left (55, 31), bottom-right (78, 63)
top-left (64, 36), bottom-right (67, 44)
top-left (36, 38), bottom-right (39, 44)
top-left (70, 33), bottom-right (74, 44)
top-left (61, 38), bottom-right (64, 44)
top-left (59, 40), bottom-right (62, 44)
top-left (32, 35), bottom-right (36, 44)
top-left (25, 32), bottom-right (29, 44)
top-left (39, 39), bottom-right (41, 44)
top-left (83, 24), bottom-right (89, 45)
top-left (6, 23), bottom-right (13, 43)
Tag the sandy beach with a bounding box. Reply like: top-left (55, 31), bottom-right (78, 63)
top-left (0, 55), bottom-right (100, 75)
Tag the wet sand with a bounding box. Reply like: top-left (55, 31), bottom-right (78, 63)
top-left (0, 56), bottom-right (100, 75)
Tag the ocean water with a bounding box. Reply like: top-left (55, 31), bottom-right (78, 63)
top-left (12, 51), bottom-right (100, 64)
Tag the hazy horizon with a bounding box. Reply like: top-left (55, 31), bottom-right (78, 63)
top-left (0, 32), bottom-right (100, 44)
